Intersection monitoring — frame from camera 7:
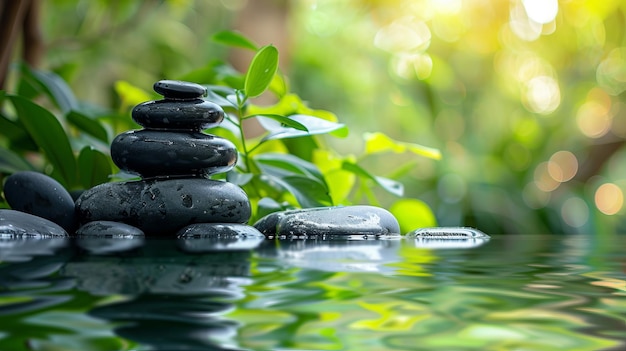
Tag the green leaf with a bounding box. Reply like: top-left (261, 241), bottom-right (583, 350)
top-left (19, 65), bottom-right (78, 113)
top-left (257, 197), bottom-right (286, 218)
top-left (258, 114), bottom-right (348, 141)
top-left (266, 174), bottom-right (332, 208)
top-left (67, 110), bottom-right (109, 143)
top-left (0, 113), bottom-right (37, 151)
top-left (390, 198), bottom-right (437, 233)
top-left (364, 132), bottom-right (442, 160)
top-left (0, 148), bottom-right (35, 173)
top-left (212, 30), bottom-right (258, 50)
top-left (115, 80), bottom-right (154, 110)
top-left (244, 45), bottom-right (279, 98)
top-left (342, 161), bottom-right (404, 197)
top-left (7, 95), bottom-right (77, 187)
top-left (248, 93), bottom-right (339, 122)
top-left (77, 146), bottom-right (112, 189)
top-left (247, 114), bottom-right (308, 131)
top-left (226, 171), bottom-right (254, 186)
top-left (255, 153), bottom-right (327, 186)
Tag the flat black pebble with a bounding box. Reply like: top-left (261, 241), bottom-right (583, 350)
top-left (153, 80), bottom-right (206, 100)
top-left (3, 171), bottom-right (76, 232)
top-left (0, 209), bottom-right (68, 237)
top-left (132, 99), bottom-right (224, 130)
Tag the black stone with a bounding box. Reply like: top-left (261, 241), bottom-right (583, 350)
top-left (132, 99), bottom-right (224, 130)
top-left (177, 223), bottom-right (265, 251)
top-left (111, 130), bottom-right (237, 178)
top-left (75, 221), bottom-right (145, 254)
top-left (3, 171), bottom-right (76, 232)
top-left (153, 80), bottom-right (206, 100)
top-left (253, 205), bottom-right (401, 239)
top-left (0, 209), bottom-right (68, 237)
top-left (75, 179), bottom-right (251, 236)
top-left (76, 221), bottom-right (145, 237)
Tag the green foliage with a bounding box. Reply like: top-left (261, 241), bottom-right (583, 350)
top-left (0, 31), bottom-right (441, 231)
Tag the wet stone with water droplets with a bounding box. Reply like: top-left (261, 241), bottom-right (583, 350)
top-left (75, 79), bottom-right (252, 237)
top-left (253, 205), bottom-right (401, 240)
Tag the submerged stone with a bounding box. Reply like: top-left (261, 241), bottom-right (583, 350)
top-left (132, 99), bottom-right (224, 130)
top-left (177, 223), bottom-right (265, 251)
top-left (253, 205), bottom-right (401, 239)
top-left (111, 130), bottom-right (237, 177)
top-left (0, 209), bottom-right (68, 237)
top-left (75, 179), bottom-right (251, 236)
top-left (407, 227), bottom-right (490, 249)
top-left (3, 171), bottom-right (76, 232)
top-left (153, 80), bottom-right (206, 100)
top-left (75, 221), bottom-right (145, 255)
top-left (76, 221), bottom-right (145, 238)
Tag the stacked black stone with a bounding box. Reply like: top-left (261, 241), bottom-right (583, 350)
top-left (75, 80), bottom-right (252, 236)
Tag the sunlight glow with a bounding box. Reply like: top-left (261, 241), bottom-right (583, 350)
top-left (522, 0), bottom-right (558, 24)
top-left (523, 76), bottom-right (561, 115)
top-left (374, 17), bottom-right (431, 53)
top-left (595, 183), bottom-right (624, 215)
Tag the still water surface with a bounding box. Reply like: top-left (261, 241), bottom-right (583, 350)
top-left (0, 235), bottom-right (625, 350)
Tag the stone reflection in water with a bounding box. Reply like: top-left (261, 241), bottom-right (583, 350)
top-left (257, 236), bottom-right (402, 273)
top-left (61, 238), bottom-right (252, 350)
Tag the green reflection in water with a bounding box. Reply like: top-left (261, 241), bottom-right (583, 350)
top-left (232, 236), bottom-right (625, 351)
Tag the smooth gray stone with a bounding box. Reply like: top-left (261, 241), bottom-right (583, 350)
top-left (76, 221), bottom-right (145, 237)
top-left (111, 130), bottom-right (237, 178)
top-left (253, 205), bottom-right (401, 239)
top-left (0, 209), bottom-right (68, 237)
top-left (177, 223), bottom-right (265, 251)
top-left (3, 171), bottom-right (76, 232)
top-left (153, 80), bottom-right (206, 100)
top-left (75, 179), bottom-right (251, 236)
top-left (132, 99), bottom-right (224, 130)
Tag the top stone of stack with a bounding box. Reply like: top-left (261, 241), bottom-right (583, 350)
top-left (153, 80), bottom-right (207, 100)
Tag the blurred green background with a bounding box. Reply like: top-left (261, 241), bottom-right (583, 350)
top-left (3, 0), bottom-right (626, 234)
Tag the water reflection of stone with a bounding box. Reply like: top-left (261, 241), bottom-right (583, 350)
top-left (257, 237), bottom-right (403, 273)
top-left (60, 238), bottom-right (251, 350)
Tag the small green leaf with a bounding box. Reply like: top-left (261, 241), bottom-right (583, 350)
top-left (342, 161), bottom-right (404, 197)
top-left (77, 146), bottom-right (112, 189)
top-left (248, 114), bottom-right (308, 131)
top-left (364, 132), bottom-right (442, 160)
top-left (258, 114), bottom-right (348, 141)
top-left (390, 198), bottom-right (437, 233)
top-left (8, 95), bottom-right (77, 187)
top-left (114, 80), bottom-right (154, 110)
top-left (67, 110), bottom-right (109, 143)
top-left (212, 30), bottom-right (258, 50)
top-left (244, 45), bottom-right (279, 98)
